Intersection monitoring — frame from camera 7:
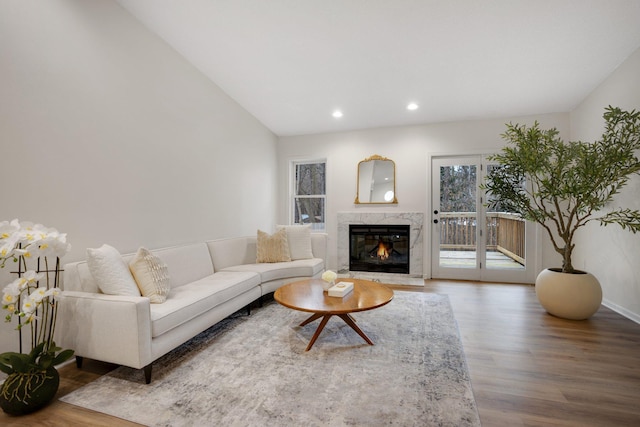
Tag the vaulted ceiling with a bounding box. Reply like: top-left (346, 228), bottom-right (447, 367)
top-left (116, 0), bottom-right (640, 136)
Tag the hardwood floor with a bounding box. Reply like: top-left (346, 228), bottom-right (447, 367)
top-left (2, 281), bottom-right (639, 426)
top-left (417, 281), bottom-right (640, 427)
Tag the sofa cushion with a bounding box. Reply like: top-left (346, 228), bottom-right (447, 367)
top-left (277, 224), bottom-right (314, 260)
top-left (129, 247), bottom-right (171, 303)
top-left (86, 244), bottom-right (141, 297)
top-left (149, 271), bottom-right (260, 337)
top-left (256, 229), bottom-right (291, 263)
top-left (207, 237), bottom-right (255, 272)
top-left (149, 243), bottom-right (214, 289)
top-left (221, 258), bottom-right (324, 283)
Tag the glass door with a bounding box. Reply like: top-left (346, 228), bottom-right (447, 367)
top-left (431, 155), bottom-right (536, 283)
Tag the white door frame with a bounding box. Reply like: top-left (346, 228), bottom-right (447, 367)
top-left (429, 154), bottom-right (538, 284)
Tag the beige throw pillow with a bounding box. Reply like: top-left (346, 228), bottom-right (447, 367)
top-left (129, 247), bottom-right (171, 303)
top-left (87, 244), bottom-right (141, 297)
top-left (277, 224), bottom-right (314, 260)
top-left (256, 228), bottom-right (291, 263)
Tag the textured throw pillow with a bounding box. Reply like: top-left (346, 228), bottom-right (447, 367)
top-left (86, 244), bottom-right (141, 297)
top-left (277, 224), bottom-right (314, 260)
top-left (256, 228), bottom-right (291, 263)
top-left (129, 247), bottom-right (171, 303)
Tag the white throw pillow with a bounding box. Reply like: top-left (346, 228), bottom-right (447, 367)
top-left (86, 244), bottom-right (141, 297)
top-left (129, 247), bottom-right (171, 303)
top-left (278, 225), bottom-right (314, 260)
top-left (256, 228), bottom-right (291, 263)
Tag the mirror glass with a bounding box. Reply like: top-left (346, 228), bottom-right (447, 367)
top-left (355, 155), bottom-right (397, 204)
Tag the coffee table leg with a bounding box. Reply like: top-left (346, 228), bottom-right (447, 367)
top-left (339, 314), bottom-right (374, 346)
top-left (300, 312), bottom-right (323, 327)
top-left (306, 315), bottom-right (332, 351)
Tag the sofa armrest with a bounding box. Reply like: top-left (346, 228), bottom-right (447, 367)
top-left (57, 291), bottom-right (153, 369)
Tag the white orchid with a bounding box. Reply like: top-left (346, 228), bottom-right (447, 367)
top-left (2, 288), bottom-right (18, 306)
top-left (1, 219), bottom-right (70, 358)
top-left (0, 242), bottom-right (15, 258)
top-left (0, 221), bottom-right (20, 260)
top-left (11, 277), bottom-right (29, 292)
top-left (40, 233), bottom-right (70, 258)
top-left (24, 270), bottom-right (44, 283)
top-left (29, 287), bottom-right (49, 304)
top-left (3, 278), bottom-right (21, 296)
top-left (13, 247), bottom-right (35, 260)
top-left (21, 298), bottom-right (38, 315)
top-left (21, 311), bottom-right (38, 325)
top-left (0, 219), bottom-right (20, 240)
top-left (45, 288), bottom-right (60, 298)
top-left (1, 271), bottom-right (43, 307)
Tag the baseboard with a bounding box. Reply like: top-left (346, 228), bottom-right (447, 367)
top-left (602, 298), bottom-right (640, 325)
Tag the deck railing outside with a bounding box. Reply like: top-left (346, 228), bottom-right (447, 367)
top-left (439, 212), bottom-right (525, 264)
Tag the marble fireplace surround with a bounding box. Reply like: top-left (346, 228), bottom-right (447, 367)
top-left (337, 212), bottom-right (424, 279)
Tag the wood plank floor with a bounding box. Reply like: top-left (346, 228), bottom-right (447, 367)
top-left (2, 280), bottom-right (639, 426)
top-left (419, 281), bottom-right (640, 427)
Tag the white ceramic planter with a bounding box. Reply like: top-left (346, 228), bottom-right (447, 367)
top-left (535, 268), bottom-right (602, 320)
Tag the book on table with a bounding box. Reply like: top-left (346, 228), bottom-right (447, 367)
top-left (328, 281), bottom-right (354, 297)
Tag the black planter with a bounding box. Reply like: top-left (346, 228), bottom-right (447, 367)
top-left (0, 367), bottom-right (59, 415)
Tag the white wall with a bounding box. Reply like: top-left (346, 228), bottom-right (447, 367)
top-left (0, 1), bottom-right (277, 353)
top-left (278, 46), bottom-right (640, 322)
top-left (571, 47), bottom-right (640, 322)
top-left (278, 113), bottom-right (568, 276)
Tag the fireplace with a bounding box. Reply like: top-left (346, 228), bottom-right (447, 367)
top-left (349, 224), bottom-right (410, 274)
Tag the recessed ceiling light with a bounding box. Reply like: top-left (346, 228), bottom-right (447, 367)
top-left (407, 103), bottom-right (419, 111)
top-left (332, 110), bottom-right (343, 118)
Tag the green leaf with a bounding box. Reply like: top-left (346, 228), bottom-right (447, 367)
top-left (29, 341), bottom-right (46, 363)
top-left (0, 352), bottom-right (20, 374)
top-left (8, 353), bottom-right (31, 373)
top-left (0, 363), bottom-right (13, 374)
top-left (38, 353), bottom-right (54, 369)
top-left (52, 349), bottom-right (75, 365)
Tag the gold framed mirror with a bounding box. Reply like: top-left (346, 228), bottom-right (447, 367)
top-left (354, 154), bottom-right (397, 204)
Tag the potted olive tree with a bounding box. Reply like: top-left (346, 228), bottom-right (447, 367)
top-left (484, 106), bottom-right (640, 319)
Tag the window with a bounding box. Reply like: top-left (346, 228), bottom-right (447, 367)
top-left (291, 160), bottom-right (326, 231)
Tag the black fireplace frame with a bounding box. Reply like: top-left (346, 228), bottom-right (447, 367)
top-left (349, 224), bottom-right (410, 274)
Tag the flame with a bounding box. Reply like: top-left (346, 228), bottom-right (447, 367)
top-left (377, 241), bottom-right (390, 260)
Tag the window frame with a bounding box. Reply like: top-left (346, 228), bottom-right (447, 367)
top-left (290, 159), bottom-right (327, 231)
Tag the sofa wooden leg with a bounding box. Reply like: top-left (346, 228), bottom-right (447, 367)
top-left (246, 303), bottom-right (251, 316)
top-left (144, 364), bottom-right (153, 384)
top-left (75, 356), bottom-right (84, 369)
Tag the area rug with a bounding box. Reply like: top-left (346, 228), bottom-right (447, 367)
top-left (61, 291), bottom-right (481, 426)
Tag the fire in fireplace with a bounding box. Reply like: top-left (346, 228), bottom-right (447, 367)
top-left (349, 224), bottom-right (410, 274)
top-left (376, 240), bottom-right (391, 260)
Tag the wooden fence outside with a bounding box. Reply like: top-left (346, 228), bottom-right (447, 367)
top-left (439, 212), bottom-right (525, 264)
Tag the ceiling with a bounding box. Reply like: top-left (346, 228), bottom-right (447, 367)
top-left (116, 0), bottom-right (640, 137)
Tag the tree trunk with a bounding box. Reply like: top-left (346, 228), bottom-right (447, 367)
top-left (562, 243), bottom-right (575, 273)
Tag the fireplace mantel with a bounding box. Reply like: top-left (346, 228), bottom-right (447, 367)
top-left (337, 212), bottom-right (424, 277)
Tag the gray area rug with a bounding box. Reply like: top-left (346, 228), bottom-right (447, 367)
top-left (61, 291), bottom-right (481, 426)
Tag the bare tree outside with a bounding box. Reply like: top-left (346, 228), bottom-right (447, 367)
top-left (294, 162), bottom-right (326, 230)
top-left (440, 165), bottom-right (476, 212)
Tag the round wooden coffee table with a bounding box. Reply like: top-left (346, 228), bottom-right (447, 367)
top-left (274, 278), bottom-right (394, 351)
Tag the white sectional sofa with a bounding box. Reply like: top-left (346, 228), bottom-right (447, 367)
top-left (58, 233), bottom-right (326, 383)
